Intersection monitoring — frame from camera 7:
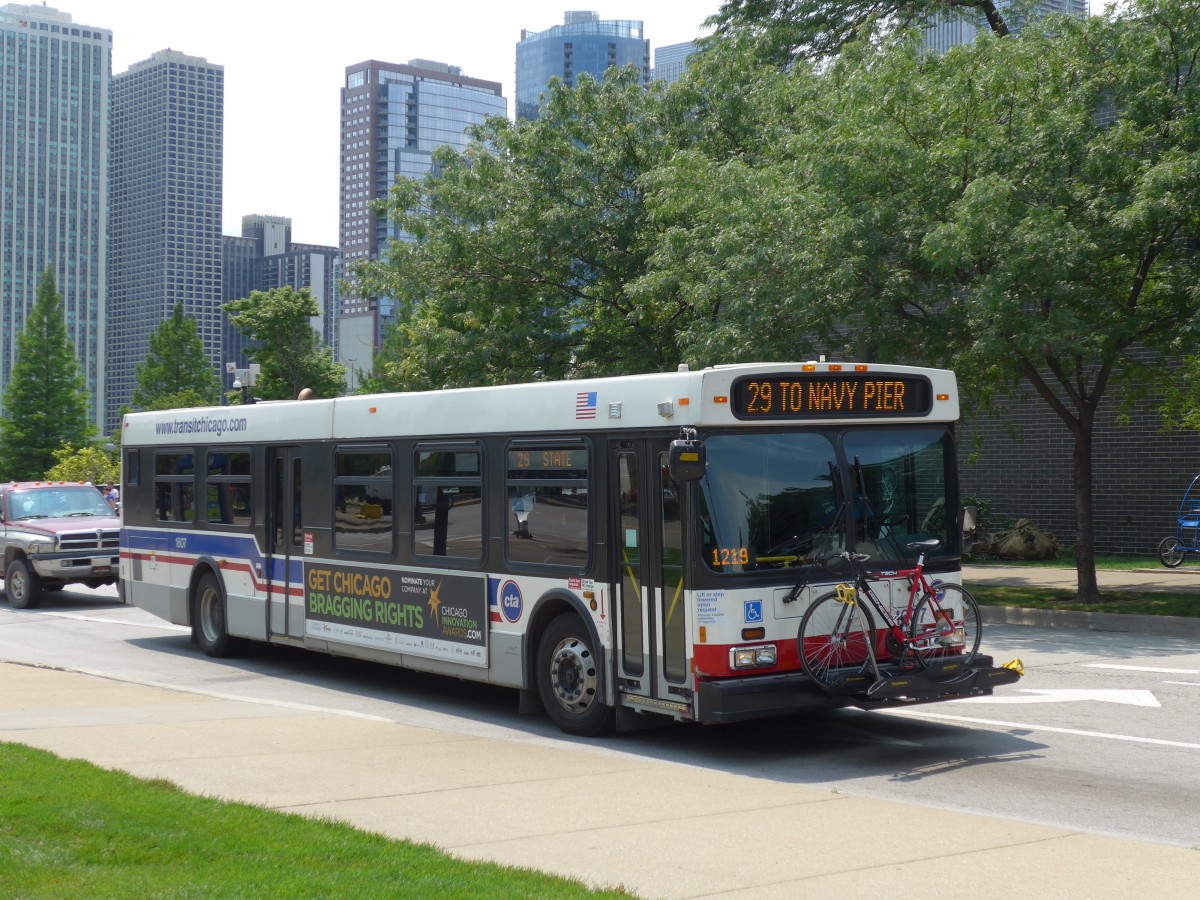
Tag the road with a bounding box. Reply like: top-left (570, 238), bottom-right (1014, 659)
top-left (3, 584), bottom-right (1198, 849)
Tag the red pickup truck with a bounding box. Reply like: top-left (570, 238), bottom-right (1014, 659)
top-left (0, 481), bottom-right (120, 609)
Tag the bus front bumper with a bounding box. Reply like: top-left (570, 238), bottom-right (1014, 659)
top-left (695, 655), bottom-right (1019, 725)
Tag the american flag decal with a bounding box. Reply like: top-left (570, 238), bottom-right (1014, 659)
top-left (575, 391), bottom-right (598, 419)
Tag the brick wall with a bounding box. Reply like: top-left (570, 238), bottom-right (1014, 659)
top-left (958, 392), bottom-right (1200, 556)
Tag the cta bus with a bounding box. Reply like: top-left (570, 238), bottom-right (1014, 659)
top-left (119, 361), bottom-right (1016, 735)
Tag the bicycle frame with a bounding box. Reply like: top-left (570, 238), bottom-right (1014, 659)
top-left (830, 568), bottom-right (916, 680)
top-left (820, 542), bottom-right (970, 676)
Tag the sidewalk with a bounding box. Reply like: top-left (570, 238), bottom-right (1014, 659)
top-left (3, 660), bottom-right (1199, 899)
top-left (964, 564), bottom-right (1200, 637)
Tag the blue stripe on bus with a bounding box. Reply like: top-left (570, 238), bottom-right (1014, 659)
top-left (121, 528), bottom-right (303, 583)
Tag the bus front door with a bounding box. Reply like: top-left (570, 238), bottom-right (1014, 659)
top-left (266, 447), bottom-right (304, 641)
top-left (610, 440), bottom-right (688, 714)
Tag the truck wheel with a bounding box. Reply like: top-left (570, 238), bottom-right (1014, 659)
top-left (193, 571), bottom-right (245, 657)
top-left (536, 613), bottom-right (614, 736)
top-left (6, 558), bottom-right (42, 609)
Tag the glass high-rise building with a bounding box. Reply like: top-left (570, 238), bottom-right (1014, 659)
top-left (516, 10), bottom-right (649, 121)
top-left (108, 50), bottom-right (223, 429)
top-left (338, 59), bottom-right (505, 372)
top-left (650, 41), bottom-right (695, 84)
top-left (925, 0), bottom-right (1088, 52)
top-left (0, 3), bottom-right (110, 428)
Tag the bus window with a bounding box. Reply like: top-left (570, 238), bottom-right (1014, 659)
top-left (413, 446), bottom-right (483, 561)
top-left (842, 428), bottom-right (955, 560)
top-left (698, 433), bottom-right (839, 572)
top-left (206, 451), bottom-right (251, 527)
top-left (154, 452), bottom-right (195, 524)
top-left (506, 445), bottom-right (589, 568)
top-left (334, 448), bottom-right (393, 555)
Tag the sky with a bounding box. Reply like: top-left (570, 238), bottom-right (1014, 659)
top-left (67, 0), bottom-right (722, 248)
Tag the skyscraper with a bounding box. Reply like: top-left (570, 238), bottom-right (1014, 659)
top-left (0, 3), bottom-right (109, 428)
top-left (108, 49), bottom-right (223, 428)
top-left (338, 59), bottom-right (505, 372)
top-left (650, 41), bottom-right (695, 84)
top-left (515, 10), bottom-right (649, 121)
top-left (925, 0), bottom-right (1088, 53)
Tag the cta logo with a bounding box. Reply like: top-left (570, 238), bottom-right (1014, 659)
top-left (499, 580), bottom-right (523, 623)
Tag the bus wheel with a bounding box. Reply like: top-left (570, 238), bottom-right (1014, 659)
top-left (194, 572), bottom-right (245, 658)
top-left (536, 613), bottom-right (614, 736)
top-left (5, 557), bottom-right (42, 609)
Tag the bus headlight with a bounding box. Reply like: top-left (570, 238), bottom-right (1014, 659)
top-left (730, 644), bottom-right (778, 669)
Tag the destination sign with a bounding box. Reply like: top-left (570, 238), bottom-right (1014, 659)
top-left (731, 374), bottom-right (933, 419)
top-left (508, 449), bottom-right (588, 475)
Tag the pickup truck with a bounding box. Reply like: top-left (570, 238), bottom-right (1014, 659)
top-left (0, 481), bottom-right (120, 609)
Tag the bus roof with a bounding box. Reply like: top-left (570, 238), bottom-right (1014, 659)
top-left (121, 361), bottom-right (959, 446)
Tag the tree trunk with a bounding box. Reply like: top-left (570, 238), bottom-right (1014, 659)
top-left (1073, 421), bottom-right (1102, 602)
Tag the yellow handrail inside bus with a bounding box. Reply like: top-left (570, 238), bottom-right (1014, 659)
top-left (665, 577), bottom-right (683, 626)
top-left (621, 547), bottom-right (640, 596)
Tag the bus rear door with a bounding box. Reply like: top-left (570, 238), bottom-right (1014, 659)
top-left (266, 447), bottom-right (304, 641)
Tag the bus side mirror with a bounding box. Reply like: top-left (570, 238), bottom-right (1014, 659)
top-left (668, 439), bottom-right (706, 482)
top-left (961, 505), bottom-right (978, 537)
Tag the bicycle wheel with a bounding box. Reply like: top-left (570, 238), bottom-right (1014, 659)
top-left (797, 589), bottom-right (876, 691)
top-left (909, 583), bottom-right (982, 666)
top-left (1158, 537), bottom-right (1186, 569)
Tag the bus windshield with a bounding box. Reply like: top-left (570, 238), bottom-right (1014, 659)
top-left (698, 427), bottom-right (957, 573)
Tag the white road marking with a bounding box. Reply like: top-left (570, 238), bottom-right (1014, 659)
top-left (32, 610), bottom-right (187, 632)
top-left (955, 688), bottom-right (1160, 706)
top-left (884, 709), bottom-right (1200, 750)
top-left (1083, 663), bottom-right (1200, 674)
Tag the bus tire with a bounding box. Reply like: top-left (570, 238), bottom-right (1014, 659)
top-left (536, 613), bottom-right (614, 736)
top-left (6, 557), bottom-right (42, 609)
top-left (194, 571), bottom-right (246, 658)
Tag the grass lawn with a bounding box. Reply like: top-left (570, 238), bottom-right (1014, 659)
top-left (967, 553), bottom-right (1157, 571)
top-left (964, 551), bottom-right (1200, 617)
top-left (968, 584), bottom-right (1200, 617)
top-left (0, 743), bottom-right (633, 899)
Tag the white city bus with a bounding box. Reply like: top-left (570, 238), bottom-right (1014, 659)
top-left (120, 361), bottom-right (1017, 735)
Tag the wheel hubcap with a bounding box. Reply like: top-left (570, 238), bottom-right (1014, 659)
top-left (549, 637), bottom-right (597, 713)
top-left (200, 589), bottom-right (220, 642)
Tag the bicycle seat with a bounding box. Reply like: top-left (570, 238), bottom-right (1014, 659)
top-left (906, 538), bottom-right (942, 552)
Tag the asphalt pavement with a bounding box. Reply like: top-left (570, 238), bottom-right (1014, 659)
top-left (3, 567), bottom-right (1200, 898)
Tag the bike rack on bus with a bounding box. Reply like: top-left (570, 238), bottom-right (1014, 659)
top-left (828, 656), bottom-right (1024, 704)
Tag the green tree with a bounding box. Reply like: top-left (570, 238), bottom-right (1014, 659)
top-left (355, 68), bottom-right (688, 391)
top-left (708, 0), bottom-right (1012, 65)
top-left (656, 1), bottom-right (1200, 600)
top-left (133, 303), bottom-right (219, 410)
top-left (224, 287), bottom-right (346, 401)
top-left (0, 269), bottom-right (94, 479)
top-left (44, 443), bottom-right (118, 485)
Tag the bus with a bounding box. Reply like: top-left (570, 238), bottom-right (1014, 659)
top-left (119, 361), bottom-right (1019, 735)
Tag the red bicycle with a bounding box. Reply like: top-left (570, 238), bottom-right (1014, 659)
top-left (794, 539), bottom-right (982, 695)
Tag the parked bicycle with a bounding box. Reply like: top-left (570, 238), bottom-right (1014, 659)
top-left (790, 539), bottom-right (983, 698)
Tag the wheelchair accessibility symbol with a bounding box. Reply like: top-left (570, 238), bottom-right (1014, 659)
top-left (744, 599), bottom-right (763, 623)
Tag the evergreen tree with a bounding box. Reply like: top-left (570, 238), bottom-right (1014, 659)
top-left (0, 269), bottom-right (94, 479)
top-left (133, 303), bottom-right (219, 410)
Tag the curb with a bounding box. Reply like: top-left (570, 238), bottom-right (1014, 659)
top-left (984, 606), bottom-right (1200, 639)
